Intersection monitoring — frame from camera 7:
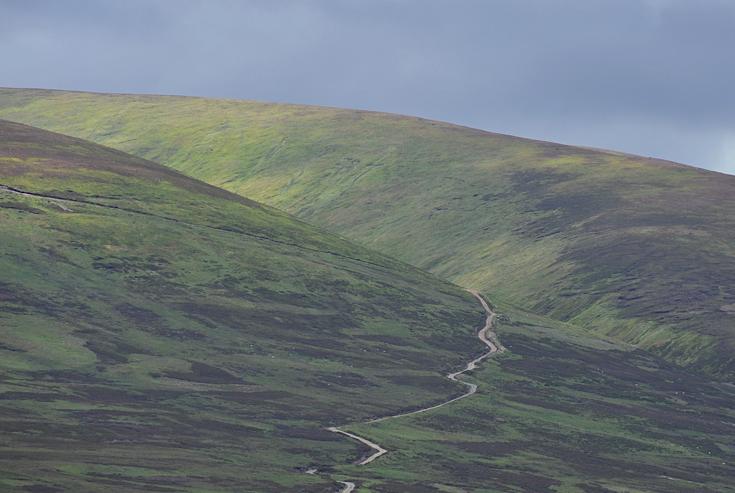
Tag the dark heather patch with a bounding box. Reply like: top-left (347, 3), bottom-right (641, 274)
top-left (0, 342), bottom-right (25, 352)
top-left (353, 334), bottom-right (415, 345)
top-left (374, 481), bottom-right (439, 493)
top-left (508, 168), bottom-right (578, 198)
top-left (0, 392), bottom-right (63, 402)
top-left (84, 339), bottom-right (132, 365)
top-left (93, 255), bottom-right (170, 274)
top-left (277, 426), bottom-right (340, 442)
top-left (315, 371), bottom-right (376, 388)
top-left (0, 282), bottom-right (59, 315)
top-left (211, 390), bottom-right (291, 402)
top-left (450, 439), bottom-right (535, 457)
top-left (0, 200), bottom-right (44, 213)
top-left (580, 484), bottom-right (617, 493)
top-left (420, 457), bottom-right (561, 493)
top-left (114, 303), bottom-right (162, 323)
top-left (22, 486), bottom-right (64, 493)
top-left (164, 362), bottom-right (244, 384)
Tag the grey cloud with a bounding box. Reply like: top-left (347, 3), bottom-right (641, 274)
top-left (1, 0), bottom-right (733, 173)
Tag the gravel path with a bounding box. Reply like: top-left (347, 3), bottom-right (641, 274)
top-left (327, 289), bottom-right (504, 476)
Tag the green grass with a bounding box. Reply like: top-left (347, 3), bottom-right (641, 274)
top-left (1, 88), bottom-right (733, 378)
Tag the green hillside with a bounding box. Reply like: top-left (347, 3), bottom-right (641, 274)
top-left (1, 120), bottom-right (734, 492)
top-left (1, 88), bottom-right (733, 378)
top-left (0, 119), bottom-right (485, 492)
top-left (340, 303), bottom-right (735, 493)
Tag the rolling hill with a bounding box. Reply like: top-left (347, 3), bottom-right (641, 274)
top-left (1, 88), bottom-right (733, 379)
top-left (1, 118), bottom-right (734, 492)
top-left (0, 119), bottom-right (489, 492)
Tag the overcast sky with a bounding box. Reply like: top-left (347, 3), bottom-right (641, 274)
top-left (1, 0), bottom-right (734, 173)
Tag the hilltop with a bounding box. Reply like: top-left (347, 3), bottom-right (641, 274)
top-left (1, 88), bottom-right (733, 377)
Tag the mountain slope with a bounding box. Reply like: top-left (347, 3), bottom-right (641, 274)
top-left (0, 119), bottom-right (486, 492)
top-left (339, 302), bottom-right (735, 493)
top-left (1, 120), bottom-right (734, 493)
top-left (1, 88), bottom-right (733, 377)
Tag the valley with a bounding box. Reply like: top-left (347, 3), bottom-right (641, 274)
top-left (1, 88), bottom-right (733, 379)
top-left (0, 98), bottom-right (734, 492)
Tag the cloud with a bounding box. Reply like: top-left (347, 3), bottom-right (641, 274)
top-left (0, 0), bottom-right (733, 173)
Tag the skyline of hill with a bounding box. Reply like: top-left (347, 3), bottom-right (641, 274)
top-left (2, 88), bottom-right (733, 379)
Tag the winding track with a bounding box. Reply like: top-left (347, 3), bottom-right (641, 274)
top-left (336, 481), bottom-right (355, 493)
top-left (3, 185), bottom-right (504, 491)
top-left (327, 289), bottom-right (504, 474)
top-left (2, 186), bottom-right (504, 488)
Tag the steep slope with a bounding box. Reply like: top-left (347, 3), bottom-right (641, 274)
top-left (1, 121), bottom-right (734, 493)
top-left (0, 120), bottom-right (485, 492)
top-left (1, 88), bottom-right (733, 378)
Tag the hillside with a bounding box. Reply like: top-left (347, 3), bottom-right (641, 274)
top-left (0, 120), bottom-right (485, 492)
top-left (1, 120), bottom-right (734, 492)
top-left (1, 88), bottom-right (733, 378)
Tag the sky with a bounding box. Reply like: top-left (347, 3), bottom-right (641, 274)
top-left (1, 0), bottom-right (734, 174)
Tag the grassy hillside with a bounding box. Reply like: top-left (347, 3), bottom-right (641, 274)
top-left (1, 88), bottom-right (733, 378)
top-left (1, 120), bottom-right (734, 492)
top-left (0, 119), bottom-right (486, 492)
top-left (339, 303), bottom-right (735, 492)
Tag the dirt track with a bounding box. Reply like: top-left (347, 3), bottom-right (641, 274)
top-left (327, 427), bottom-right (387, 465)
top-left (3, 183), bottom-right (502, 491)
top-left (337, 481), bottom-right (355, 493)
top-left (327, 289), bottom-right (504, 469)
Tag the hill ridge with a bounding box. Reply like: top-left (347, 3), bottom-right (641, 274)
top-left (1, 88), bottom-right (734, 379)
top-left (3, 86), bottom-right (727, 173)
